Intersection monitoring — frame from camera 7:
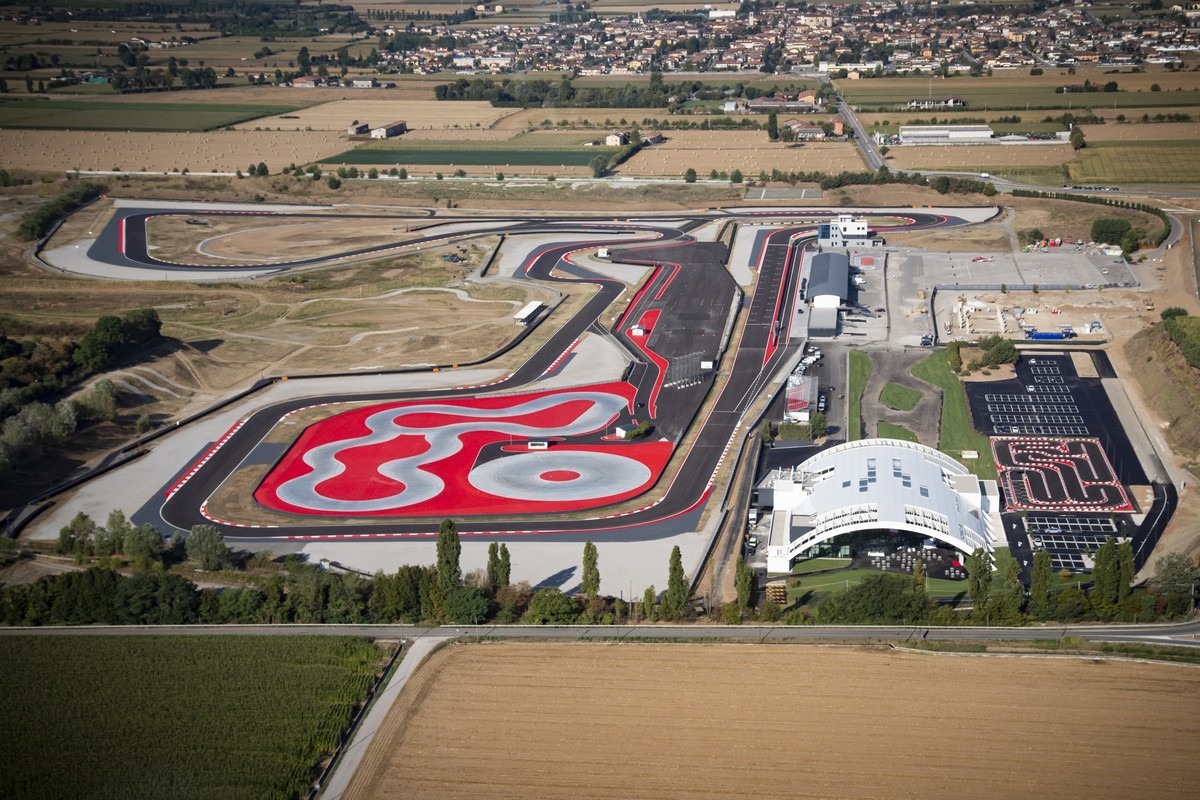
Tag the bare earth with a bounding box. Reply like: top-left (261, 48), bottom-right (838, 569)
top-left (344, 643), bottom-right (1200, 800)
top-left (623, 131), bottom-right (864, 176)
top-left (3, 129), bottom-right (348, 173)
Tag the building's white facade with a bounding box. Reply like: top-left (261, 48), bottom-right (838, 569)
top-left (816, 215), bottom-right (882, 249)
top-left (898, 124), bottom-right (994, 145)
top-left (763, 439), bottom-right (1001, 573)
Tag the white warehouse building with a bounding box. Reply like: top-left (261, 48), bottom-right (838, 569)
top-left (898, 124), bottom-right (994, 145)
top-left (760, 439), bottom-right (1002, 573)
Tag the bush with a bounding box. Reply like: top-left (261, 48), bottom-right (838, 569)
top-left (1161, 307), bottom-right (1189, 321)
top-left (1164, 315), bottom-right (1200, 369)
top-left (16, 182), bottom-right (107, 241)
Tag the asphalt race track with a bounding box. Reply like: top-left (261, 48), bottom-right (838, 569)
top-left (92, 206), bottom-right (970, 541)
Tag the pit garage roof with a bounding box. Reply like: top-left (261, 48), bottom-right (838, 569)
top-left (808, 252), bottom-right (849, 302)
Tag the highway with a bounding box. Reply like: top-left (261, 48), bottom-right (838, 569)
top-left (3, 621), bottom-right (1199, 647)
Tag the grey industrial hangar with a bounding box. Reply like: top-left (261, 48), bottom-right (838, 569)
top-left (805, 251), bottom-right (850, 337)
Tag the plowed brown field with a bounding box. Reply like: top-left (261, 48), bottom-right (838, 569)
top-left (344, 643), bottom-right (1200, 800)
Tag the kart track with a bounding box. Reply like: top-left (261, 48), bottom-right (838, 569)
top-left (991, 436), bottom-right (1134, 513)
top-left (93, 205), bottom-right (977, 541)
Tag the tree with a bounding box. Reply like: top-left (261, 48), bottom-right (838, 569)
top-left (581, 541), bottom-right (600, 601)
top-left (124, 523), bottom-right (164, 570)
top-left (1117, 539), bottom-right (1135, 603)
top-left (523, 587), bottom-right (577, 624)
top-left (436, 518), bottom-right (461, 596)
top-left (730, 169), bottom-right (744, 184)
top-left (1054, 586), bottom-right (1092, 621)
top-left (912, 558), bottom-right (926, 597)
top-left (1091, 217), bottom-right (1132, 246)
top-left (445, 586), bottom-right (490, 624)
top-left (663, 545), bottom-right (689, 620)
top-left (809, 411), bottom-right (828, 439)
top-left (966, 547), bottom-right (994, 619)
top-left (684, 167), bottom-right (697, 183)
top-left (760, 418), bottom-right (773, 444)
top-left (1151, 553), bottom-right (1199, 617)
top-left (327, 176), bottom-right (342, 189)
top-left (735, 554), bottom-right (753, 614)
top-left (497, 543), bottom-right (511, 587)
top-left (1029, 550), bottom-right (1053, 620)
top-left (1069, 127), bottom-right (1086, 152)
top-left (982, 182), bottom-right (997, 197)
top-left (641, 584), bottom-right (656, 622)
top-left (767, 111), bottom-right (779, 141)
top-left (589, 155), bottom-right (608, 178)
top-left (1161, 307), bottom-right (1189, 322)
top-left (486, 542), bottom-right (500, 589)
top-left (997, 555), bottom-right (1025, 623)
top-left (185, 524), bottom-right (228, 570)
top-left (256, 162), bottom-right (268, 177)
top-left (1091, 538), bottom-right (1119, 618)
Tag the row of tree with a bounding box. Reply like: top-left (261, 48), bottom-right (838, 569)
top-left (6, 514), bottom-right (697, 627)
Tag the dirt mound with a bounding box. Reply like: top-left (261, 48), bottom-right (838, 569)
top-left (1125, 324), bottom-right (1200, 456)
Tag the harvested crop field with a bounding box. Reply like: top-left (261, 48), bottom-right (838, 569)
top-left (885, 143), bottom-right (1075, 170)
top-left (5, 129), bottom-right (347, 173)
top-left (622, 131), bottom-right (863, 176)
top-left (344, 642), bottom-right (1200, 800)
top-left (236, 99), bottom-right (516, 131)
top-left (1077, 121), bottom-right (1200, 141)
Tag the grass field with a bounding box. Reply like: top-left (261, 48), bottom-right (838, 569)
top-left (910, 351), bottom-right (997, 481)
top-left (1069, 140), bottom-right (1200, 184)
top-left (787, 568), bottom-right (969, 604)
top-left (880, 382), bottom-right (922, 411)
top-left (789, 557), bottom-right (853, 574)
top-left (838, 71), bottom-right (1200, 110)
top-left (0, 98), bottom-right (300, 131)
top-left (848, 350), bottom-right (872, 440)
top-left (877, 420), bottom-right (919, 442)
top-left (0, 636), bottom-right (386, 800)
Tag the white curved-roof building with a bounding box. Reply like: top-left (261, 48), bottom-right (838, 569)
top-left (763, 439), bottom-right (1001, 573)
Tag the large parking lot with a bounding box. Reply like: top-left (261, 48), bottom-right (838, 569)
top-left (966, 352), bottom-right (1147, 573)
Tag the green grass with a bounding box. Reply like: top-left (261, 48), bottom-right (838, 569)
top-left (879, 382), bottom-right (922, 411)
top-left (1070, 140), bottom-right (1200, 184)
top-left (321, 147), bottom-right (615, 166)
top-left (0, 636), bottom-right (384, 800)
top-left (0, 98), bottom-right (300, 131)
top-left (790, 557), bottom-right (853, 574)
top-left (787, 568), bottom-right (968, 605)
top-left (838, 81), bottom-right (1200, 110)
top-left (877, 421), bottom-right (919, 442)
top-left (910, 351), bottom-right (998, 481)
top-left (848, 349), bottom-right (872, 440)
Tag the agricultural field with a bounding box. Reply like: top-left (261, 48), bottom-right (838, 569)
top-left (344, 642), bottom-right (1200, 800)
top-left (884, 143), bottom-right (1075, 172)
top-left (4, 128), bottom-right (347, 172)
top-left (1069, 141), bottom-right (1200, 184)
top-left (321, 146), bottom-right (612, 168)
top-left (0, 97), bottom-right (302, 131)
top-left (239, 99), bottom-right (516, 131)
top-left (838, 69), bottom-right (1200, 110)
top-left (622, 130), bottom-right (864, 176)
top-left (1078, 121), bottom-right (1200, 141)
top-left (0, 636), bottom-right (388, 800)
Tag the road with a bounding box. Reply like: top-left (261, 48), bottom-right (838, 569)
top-left (3, 621), bottom-right (1199, 646)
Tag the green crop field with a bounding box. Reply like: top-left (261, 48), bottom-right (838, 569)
top-left (839, 80), bottom-right (1200, 111)
top-left (910, 351), bottom-right (997, 481)
top-left (879, 382), bottom-right (923, 411)
top-left (877, 421), bottom-right (919, 442)
top-left (1070, 140), bottom-right (1200, 184)
top-left (0, 636), bottom-right (385, 800)
top-left (321, 146), bottom-right (616, 166)
top-left (0, 98), bottom-right (300, 131)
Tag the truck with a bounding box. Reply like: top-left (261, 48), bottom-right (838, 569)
top-left (1027, 330), bottom-right (1075, 341)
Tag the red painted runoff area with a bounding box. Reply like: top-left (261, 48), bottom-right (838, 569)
top-left (255, 382), bottom-right (672, 517)
top-left (626, 309), bottom-right (667, 418)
